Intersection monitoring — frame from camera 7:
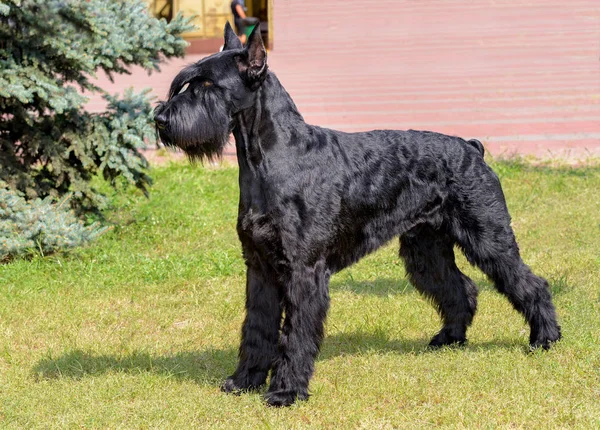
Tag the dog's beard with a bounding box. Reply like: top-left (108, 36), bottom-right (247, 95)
top-left (156, 94), bottom-right (231, 162)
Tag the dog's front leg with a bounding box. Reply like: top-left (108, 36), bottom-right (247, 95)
top-left (265, 262), bottom-right (330, 407)
top-left (222, 265), bottom-right (282, 393)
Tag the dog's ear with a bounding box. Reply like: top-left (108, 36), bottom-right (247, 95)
top-left (237, 26), bottom-right (268, 90)
top-left (223, 22), bottom-right (242, 51)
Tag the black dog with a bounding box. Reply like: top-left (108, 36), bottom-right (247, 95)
top-left (154, 24), bottom-right (561, 406)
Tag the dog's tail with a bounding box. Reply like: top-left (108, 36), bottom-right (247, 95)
top-left (466, 138), bottom-right (485, 156)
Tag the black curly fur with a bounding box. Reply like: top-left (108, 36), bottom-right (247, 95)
top-left (154, 23), bottom-right (561, 407)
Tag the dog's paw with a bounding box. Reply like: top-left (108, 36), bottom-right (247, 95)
top-left (221, 377), bottom-right (245, 394)
top-left (221, 371), bottom-right (268, 394)
top-left (264, 389), bottom-right (308, 407)
top-left (428, 330), bottom-right (466, 349)
top-left (221, 376), bottom-right (263, 394)
top-left (529, 325), bottom-right (562, 351)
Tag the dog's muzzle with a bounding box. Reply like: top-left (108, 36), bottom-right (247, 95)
top-left (153, 102), bottom-right (169, 130)
top-left (153, 104), bottom-right (174, 147)
top-left (154, 111), bottom-right (168, 130)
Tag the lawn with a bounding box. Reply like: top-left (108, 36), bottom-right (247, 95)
top-left (1, 160), bottom-right (599, 428)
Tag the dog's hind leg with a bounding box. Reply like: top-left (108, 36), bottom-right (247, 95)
top-left (222, 265), bottom-right (282, 393)
top-left (454, 220), bottom-right (561, 350)
top-left (400, 225), bottom-right (478, 347)
top-left (265, 260), bottom-right (330, 407)
top-left (450, 172), bottom-right (561, 350)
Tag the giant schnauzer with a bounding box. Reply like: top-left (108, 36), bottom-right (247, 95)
top-left (154, 23), bottom-right (561, 406)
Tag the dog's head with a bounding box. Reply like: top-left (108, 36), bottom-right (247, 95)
top-left (154, 22), bottom-right (268, 160)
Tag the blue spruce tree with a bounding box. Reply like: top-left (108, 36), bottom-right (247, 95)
top-left (0, 0), bottom-right (193, 259)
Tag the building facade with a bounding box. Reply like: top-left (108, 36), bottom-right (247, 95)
top-left (147, 0), bottom-right (271, 48)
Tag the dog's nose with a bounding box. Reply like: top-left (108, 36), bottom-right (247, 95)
top-left (154, 112), bottom-right (168, 130)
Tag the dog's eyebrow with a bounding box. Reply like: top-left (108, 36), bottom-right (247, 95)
top-left (169, 65), bottom-right (203, 98)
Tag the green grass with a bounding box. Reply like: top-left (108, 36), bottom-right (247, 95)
top-left (1, 160), bottom-right (600, 428)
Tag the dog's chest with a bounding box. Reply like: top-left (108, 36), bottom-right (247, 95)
top-left (239, 207), bottom-right (277, 242)
top-left (237, 205), bottom-right (288, 267)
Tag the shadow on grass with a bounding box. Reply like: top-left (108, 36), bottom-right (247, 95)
top-left (330, 278), bottom-right (415, 296)
top-left (330, 277), bottom-right (498, 296)
top-left (32, 332), bottom-right (527, 385)
top-left (32, 348), bottom-right (237, 385)
top-left (321, 331), bottom-right (527, 359)
top-left (320, 331), bottom-right (425, 358)
top-left (331, 275), bottom-right (569, 297)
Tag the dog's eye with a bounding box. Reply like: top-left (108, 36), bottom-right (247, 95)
top-left (178, 83), bottom-right (189, 95)
top-left (202, 80), bottom-right (213, 88)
